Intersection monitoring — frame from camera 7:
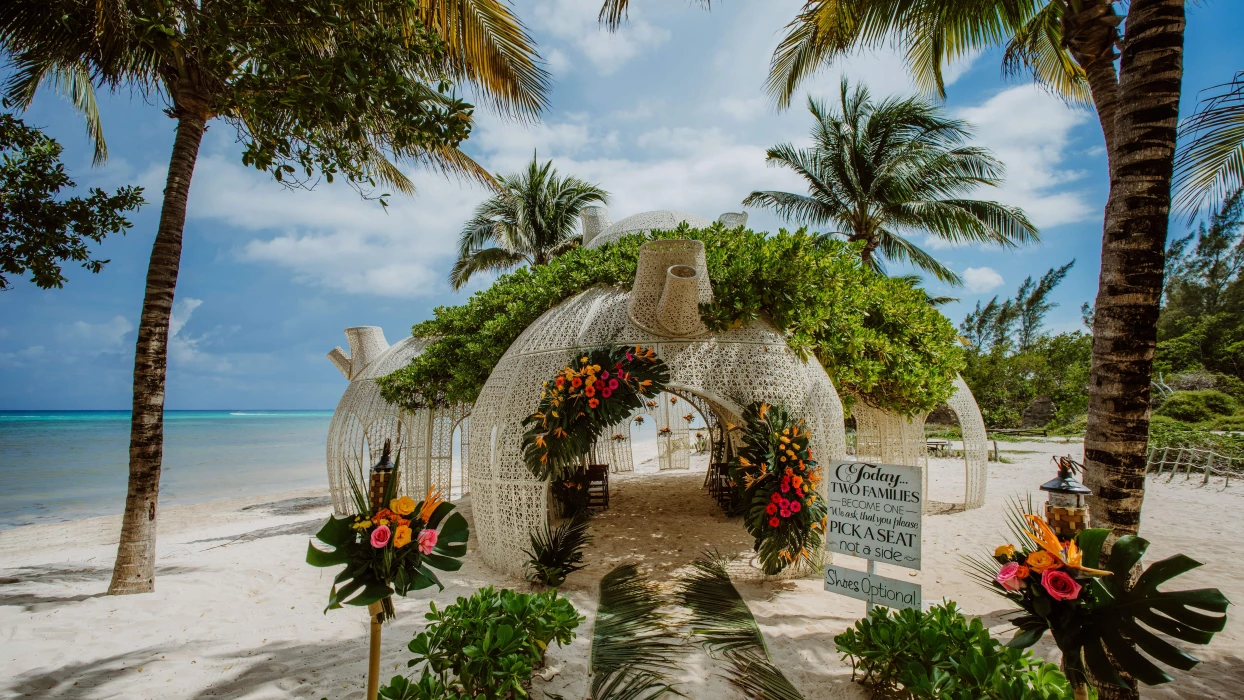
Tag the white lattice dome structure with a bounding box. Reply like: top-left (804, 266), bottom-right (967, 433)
top-left (853, 375), bottom-right (988, 512)
top-left (581, 206), bottom-right (749, 249)
top-left (325, 327), bottom-right (470, 515)
top-left (466, 237), bottom-right (847, 577)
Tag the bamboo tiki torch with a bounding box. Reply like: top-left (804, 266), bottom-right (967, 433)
top-left (365, 439), bottom-right (394, 700)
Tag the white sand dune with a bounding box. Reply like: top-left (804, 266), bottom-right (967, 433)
top-left (3, 441), bottom-right (1242, 699)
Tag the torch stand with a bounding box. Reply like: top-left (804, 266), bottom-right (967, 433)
top-left (366, 601), bottom-right (384, 700)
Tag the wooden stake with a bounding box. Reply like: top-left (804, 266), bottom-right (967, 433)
top-left (366, 601), bottom-right (383, 700)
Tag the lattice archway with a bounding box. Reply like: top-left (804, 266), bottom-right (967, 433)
top-left (851, 374), bottom-right (988, 513)
top-left (325, 327), bottom-right (471, 515)
top-left (465, 274), bottom-right (848, 577)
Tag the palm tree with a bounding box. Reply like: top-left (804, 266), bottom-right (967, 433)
top-left (450, 155), bottom-right (608, 290)
top-left (743, 80), bottom-right (1038, 285)
top-left (1, 0), bottom-right (547, 596)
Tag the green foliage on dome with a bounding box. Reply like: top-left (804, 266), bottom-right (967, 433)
top-left (376, 223), bottom-right (964, 415)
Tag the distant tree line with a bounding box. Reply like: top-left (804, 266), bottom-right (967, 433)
top-left (958, 261), bottom-right (1090, 429)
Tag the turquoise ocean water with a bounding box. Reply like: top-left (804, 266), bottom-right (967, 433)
top-left (0, 410), bottom-right (332, 530)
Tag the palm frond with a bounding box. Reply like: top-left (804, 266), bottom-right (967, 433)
top-left (677, 552), bottom-right (768, 657)
top-left (721, 650), bottom-right (806, 700)
top-left (591, 564), bottom-right (686, 700)
top-left (676, 553), bottom-right (805, 700)
top-left (415, 0), bottom-right (550, 119)
top-left (1175, 72), bottom-right (1244, 218)
top-left (1001, 0), bottom-right (1090, 105)
top-left (875, 230), bottom-right (961, 285)
top-left (448, 246), bottom-right (528, 290)
top-left (599, 0), bottom-right (711, 32)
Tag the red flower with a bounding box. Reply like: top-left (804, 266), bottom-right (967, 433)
top-left (601, 370), bottom-right (610, 379)
top-left (768, 517), bottom-right (780, 528)
top-left (601, 387), bottom-right (612, 398)
top-left (770, 492), bottom-right (782, 504)
top-left (571, 377), bottom-right (583, 388)
top-left (609, 379), bottom-right (619, 390)
top-left (588, 398), bottom-right (600, 409)
top-left (779, 508), bottom-right (791, 518)
top-left (795, 488), bottom-right (804, 498)
top-left (780, 482), bottom-right (790, 493)
top-left (765, 503), bottom-right (777, 515)
top-left (1041, 569), bottom-right (1082, 601)
top-left (790, 501), bottom-right (801, 513)
top-left (555, 376), bottom-right (565, 387)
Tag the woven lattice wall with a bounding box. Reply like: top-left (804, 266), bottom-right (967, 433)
top-left (325, 327), bottom-right (471, 515)
top-left (851, 374), bottom-right (988, 512)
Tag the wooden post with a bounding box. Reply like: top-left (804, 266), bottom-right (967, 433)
top-left (366, 601), bottom-right (383, 700)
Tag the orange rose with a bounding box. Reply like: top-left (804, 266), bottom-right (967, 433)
top-left (393, 525), bottom-right (412, 548)
top-left (1015, 564), bottom-right (1031, 579)
top-left (1026, 550), bottom-right (1061, 572)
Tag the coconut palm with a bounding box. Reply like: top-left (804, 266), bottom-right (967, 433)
top-left (450, 155), bottom-right (608, 290)
top-left (1, 0), bottom-right (547, 596)
top-left (743, 80), bottom-right (1038, 286)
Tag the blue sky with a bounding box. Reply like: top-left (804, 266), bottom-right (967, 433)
top-left (1, 0), bottom-right (1241, 410)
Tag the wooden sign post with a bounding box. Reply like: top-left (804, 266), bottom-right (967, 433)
top-left (823, 460), bottom-right (923, 611)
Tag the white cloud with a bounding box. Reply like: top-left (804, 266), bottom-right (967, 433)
top-left (168, 297), bottom-right (231, 371)
top-left (529, 0), bottom-right (670, 75)
top-left (545, 48), bottom-right (571, 76)
top-left (60, 315), bottom-right (134, 350)
top-left (963, 266), bottom-right (1005, 293)
top-left (718, 96), bottom-right (767, 122)
top-left (955, 86), bottom-right (1096, 228)
top-left (0, 345), bottom-right (46, 368)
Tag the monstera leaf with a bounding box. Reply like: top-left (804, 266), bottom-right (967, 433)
top-left (1008, 528), bottom-right (1229, 687)
top-left (306, 500), bottom-right (471, 611)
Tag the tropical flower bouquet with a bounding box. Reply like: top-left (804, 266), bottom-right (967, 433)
top-left (306, 457), bottom-right (469, 622)
top-left (969, 498), bottom-right (1229, 695)
top-left (730, 401), bottom-right (827, 575)
top-left (522, 345), bottom-right (669, 481)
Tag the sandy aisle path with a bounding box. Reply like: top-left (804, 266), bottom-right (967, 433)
top-left (2, 441), bottom-right (1242, 699)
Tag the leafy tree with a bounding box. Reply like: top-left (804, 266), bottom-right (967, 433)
top-left (959, 262), bottom-right (1088, 428)
top-left (1156, 187), bottom-right (1244, 381)
top-left (1014, 260), bottom-right (1075, 351)
top-left (380, 223), bottom-right (965, 417)
top-left (0, 112), bottom-right (143, 290)
top-left (1, 0), bottom-right (547, 595)
top-left (450, 154), bottom-right (608, 290)
top-left (742, 80), bottom-right (1038, 285)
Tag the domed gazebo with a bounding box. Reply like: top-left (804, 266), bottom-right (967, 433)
top-left (324, 327), bottom-right (470, 515)
top-left (465, 235), bottom-right (847, 577)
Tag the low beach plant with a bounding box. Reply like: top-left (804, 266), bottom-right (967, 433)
top-left (525, 513), bottom-right (593, 588)
top-left (834, 602), bottom-right (1084, 699)
top-left (381, 586), bottom-right (583, 700)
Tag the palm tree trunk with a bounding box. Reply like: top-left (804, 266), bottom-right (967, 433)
top-left (1063, 0), bottom-right (1124, 176)
top-left (108, 113), bottom-right (207, 595)
top-left (1082, 2), bottom-right (1185, 694)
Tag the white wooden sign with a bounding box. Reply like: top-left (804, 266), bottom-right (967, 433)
top-left (823, 563), bottom-right (922, 610)
top-left (824, 460), bottom-right (923, 570)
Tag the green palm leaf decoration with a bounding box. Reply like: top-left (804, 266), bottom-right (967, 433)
top-left (590, 564), bottom-right (686, 700)
top-left (981, 526), bottom-right (1230, 688)
top-left (676, 553), bottom-right (805, 700)
top-left (307, 458), bottom-right (469, 619)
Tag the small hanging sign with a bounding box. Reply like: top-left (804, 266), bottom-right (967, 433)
top-left (823, 563), bottom-right (922, 610)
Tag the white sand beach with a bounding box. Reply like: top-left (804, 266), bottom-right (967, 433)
top-left (3, 441), bottom-right (1243, 699)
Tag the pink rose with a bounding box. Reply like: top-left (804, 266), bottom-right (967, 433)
top-left (995, 562), bottom-right (1025, 592)
top-left (1041, 569), bottom-right (1082, 601)
top-left (417, 528), bottom-right (438, 555)
top-left (370, 525), bottom-right (391, 548)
